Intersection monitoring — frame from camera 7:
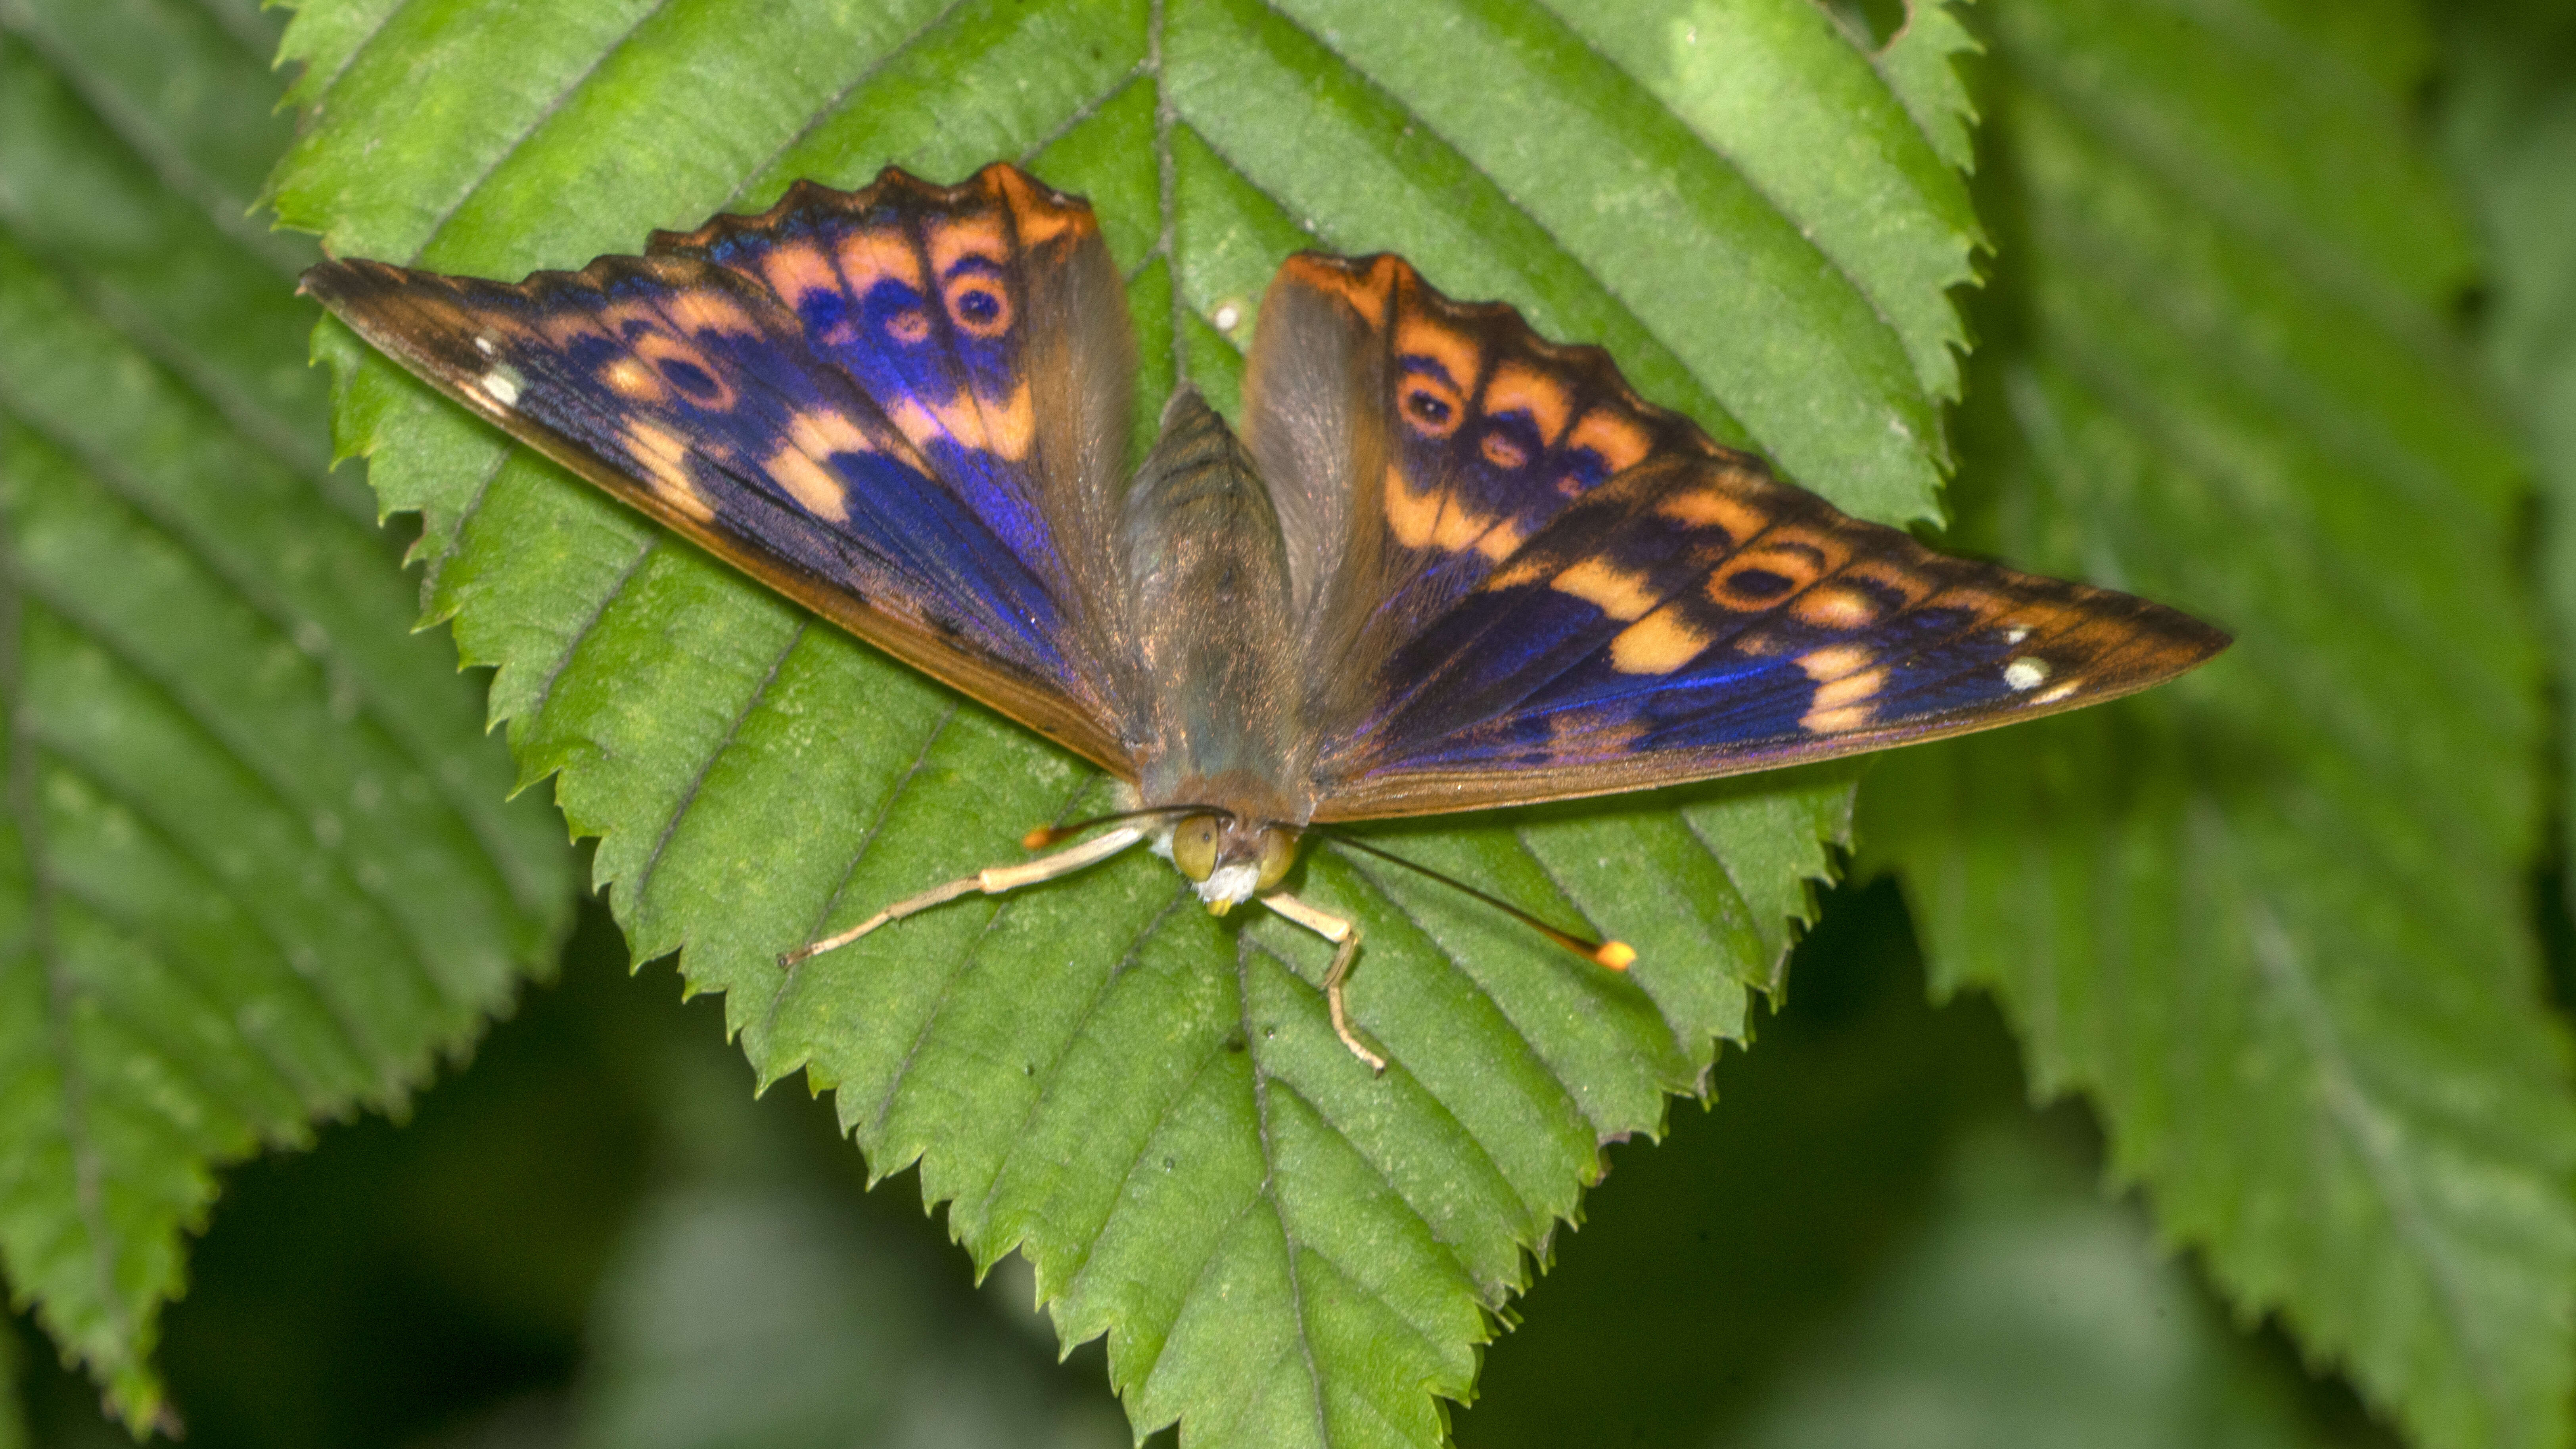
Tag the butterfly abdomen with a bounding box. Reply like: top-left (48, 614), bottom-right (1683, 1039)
top-left (1120, 390), bottom-right (1307, 825)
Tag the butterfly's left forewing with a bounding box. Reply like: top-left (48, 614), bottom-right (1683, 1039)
top-left (304, 165), bottom-right (1139, 773)
top-left (1245, 255), bottom-right (2229, 821)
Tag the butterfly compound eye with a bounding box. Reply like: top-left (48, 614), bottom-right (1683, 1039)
top-left (1254, 829), bottom-right (1298, 892)
top-left (1171, 815), bottom-right (1223, 882)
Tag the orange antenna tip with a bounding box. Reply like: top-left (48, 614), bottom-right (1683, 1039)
top-left (1594, 940), bottom-right (1637, 971)
top-left (1022, 825), bottom-right (1065, 850)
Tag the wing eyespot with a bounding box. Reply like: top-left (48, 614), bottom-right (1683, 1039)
top-left (1403, 385), bottom-right (1458, 434)
top-left (659, 358), bottom-right (722, 401)
top-left (945, 278), bottom-right (1012, 337)
top-left (1715, 566), bottom-right (1795, 603)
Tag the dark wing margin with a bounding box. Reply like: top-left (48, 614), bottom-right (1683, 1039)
top-left (303, 164), bottom-right (1140, 775)
top-left (1240, 253), bottom-right (2229, 823)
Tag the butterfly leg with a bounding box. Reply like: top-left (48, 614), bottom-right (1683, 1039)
top-left (780, 826), bottom-right (1148, 967)
top-left (1260, 891), bottom-right (1387, 1074)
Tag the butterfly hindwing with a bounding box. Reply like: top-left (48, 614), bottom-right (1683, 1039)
top-left (1244, 258), bottom-right (2229, 821)
top-left (303, 165), bottom-right (1138, 772)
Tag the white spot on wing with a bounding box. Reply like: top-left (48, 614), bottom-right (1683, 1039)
top-left (2004, 626), bottom-right (2031, 645)
top-left (480, 364), bottom-right (523, 408)
top-left (2004, 657), bottom-right (2050, 692)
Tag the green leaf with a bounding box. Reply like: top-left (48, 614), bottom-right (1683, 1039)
top-left (265, 0), bottom-right (1982, 1442)
top-left (1862, 3), bottom-right (2576, 1448)
top-left (2437, 0), bottom-right (2576, 925)
top-left (0, 0), bottom-right (573, 1423)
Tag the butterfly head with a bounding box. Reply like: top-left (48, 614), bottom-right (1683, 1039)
top-left (1163, 812), bottom-right (1298, 915)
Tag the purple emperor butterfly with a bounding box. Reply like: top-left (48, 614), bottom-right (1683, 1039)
top-left (305, 164), bottom-right (2227, 1070)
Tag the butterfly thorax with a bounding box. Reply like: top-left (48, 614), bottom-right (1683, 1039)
top-left (1119, 391), bottom-right (1310, 905)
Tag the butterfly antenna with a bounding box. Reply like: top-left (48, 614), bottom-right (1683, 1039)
top-left (1316, 831), bottom-right (1636, 971)
top-left (1021, 804), bottom-right (1222, 850)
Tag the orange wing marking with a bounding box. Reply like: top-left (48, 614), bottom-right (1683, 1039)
top-left (1797, 644), bottom-right (1883, 732)
top-left (1550, 557), bottom-right (1659, 621)
top-left (1383, 465), bottom-right (1525, 560)
top-left (623, 419), bottom-right (715, 522)
top-left (1277, 253), bottom-right (1401, 322)
top-left (1483, 361), bottom-right (1575, 446)
top-left (1657, 484), bottom-right (1766, 541)
top-left (989, 166), bottom-right (1092, 247)
top-left (887, 381), bottom-right (1035, 463)
top-left (1609, 605), bottom-right (1713, 675)
top-left (758, 241), bottom-right (843, 329)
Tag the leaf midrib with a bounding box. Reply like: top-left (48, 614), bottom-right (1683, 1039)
top-left (1242, 959), bottom-right (1336, 1448)
top-left (2241, 888), bottom-right (2507, 1429)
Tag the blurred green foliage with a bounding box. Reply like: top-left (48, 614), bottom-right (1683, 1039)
top-left (0, 0), bottom-right (570, 1422)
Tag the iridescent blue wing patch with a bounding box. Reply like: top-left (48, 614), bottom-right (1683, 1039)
top-left (303, 165), bottom-right (1138, 772)
top-left (1244, 256), bottom-right (2229, 822)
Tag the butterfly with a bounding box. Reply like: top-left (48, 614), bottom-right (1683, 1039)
top-left (303, 163), bottom-right (2227, 1071)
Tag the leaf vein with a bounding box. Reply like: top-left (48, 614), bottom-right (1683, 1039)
top-left (1265, 1065), bottom-right (1491, 1324)
top-left (974, 884), bottom-right (1193, 1227)
top-left (1330, 847), bottom-right (1595, 1174)
top-left (869, 769), bottom-right (1102, 1137)
top-left (19, 582), bottom-right (456, 1015)
top-left (761, 698), bottom-right (958, 1048)
top-left (0, 389), bottom-right (533, 931)
top-left (1520, 0), bottom-right (1922, 378)
top-left (1204, 0), bottom-right (1800, 465)
top-left (2244, 894), bottom-right (2507, 1421)
top-left (406, 0), bottom-right (679, 265)
top-left (35, 745), bottom-right (382, 1079)
top-left (0, 507), bottom-right (132, 1354)
top-left (628, 618), bottom-right (803, 907)
top-left (1064, 1033), bottom-right (1237, 1301)
top-left (716, 0), bottom-right (976, 213)
top-left (1247, 934), bottom-right (1524, 1283)
top-left (520, 532), bottom-right (656, 728)
top-left (0, 6), bottom-right (306, 280)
